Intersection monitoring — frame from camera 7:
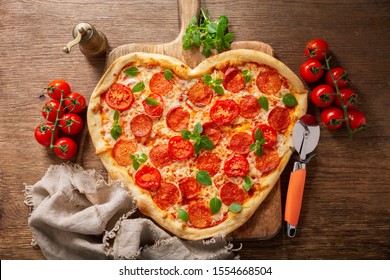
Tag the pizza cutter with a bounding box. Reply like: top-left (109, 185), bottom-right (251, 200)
top-left (285, 114), bottom-right (320, 237)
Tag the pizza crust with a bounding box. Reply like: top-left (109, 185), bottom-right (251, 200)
top-left (87, 50), bottom-right (307, 240)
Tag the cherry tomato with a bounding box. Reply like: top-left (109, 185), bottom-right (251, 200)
top-left (334, 88), bottom-right (359, 109)
top-left (311, 84), bottom-right (335, 108)
top-left (59, 113), bottom-right (83, 135)
top-left (299, 59), bottom-right (324, 83)
top-left (42, 99), bottom-right (64, 122)
top-left (320, 106), bottom-right (345, 130)
top-left (53, 137), bottom-right (78, 160)
top-left (34, 123), bottom-right (59, 147)
top-left (168, 136), bottom-right (194, 160)
top-left (104, 83), bottom-right (134, 112)
top-left (46, 80), bottom-right (71, 100)
top-left (252, 124), bottom-right (277, 148)
top-left (305, 39), bottom-right (329, 61)
top-left (325, 68), bottom-right (349, 89)
top-left (64, 92), bottom-right (86, 113)
top-left (135, 166), bottom-right (162, 190)
top-left (348, 108), bottom-right (366, 131)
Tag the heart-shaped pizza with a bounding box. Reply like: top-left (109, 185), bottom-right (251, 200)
top-left (87, 50), bottom-right (307, 240)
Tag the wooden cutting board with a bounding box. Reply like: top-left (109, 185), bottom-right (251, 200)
top-left (106, 0), bottom-right (282, 240)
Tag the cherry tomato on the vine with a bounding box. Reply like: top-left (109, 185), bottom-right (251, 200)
top-left (42, 99), bottom-right (64, 122)
top-left (348, 108), bottom-right (366, 131)
top-left (300, 59), bottom-right (324, 83)
top-left (34, 123), bottom-right (59, 146)
top-left (311, 84), bottom-right (335, 108)
top-left (325, 68), bottom-right (349, 89)
top-left (334, 88), bottom-right (359, 109)
top-left (60, 113), bottom-right (84, 135)
top-left (64, 92), bottom-right (86, 113)
top-left (53, 137), bottom-right (78, 160)
top-left (320, 106), bottom-right (345, 130)
top-left (305, 39), bottom-right (329, 61)
top-left (46, 80), bottom-right (71, 100)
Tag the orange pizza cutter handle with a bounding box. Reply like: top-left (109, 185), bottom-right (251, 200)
top-left (284, 169), bottom-right (307, 236)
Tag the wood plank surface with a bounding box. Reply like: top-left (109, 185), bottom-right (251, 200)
top-left (1, 0), bottom-right (389, 260)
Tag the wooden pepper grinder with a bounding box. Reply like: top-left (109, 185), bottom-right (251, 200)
top-left (63, 22), bottom-right (108, 57)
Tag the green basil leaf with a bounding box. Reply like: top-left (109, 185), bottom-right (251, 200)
top-left (196, 170), bottom-right (212, 186)
top-left (193, 122), bottom-right (203, 135)
top-left (214, 78), bottom-right (223, 85)
top-left (283, 93), bottom-right (298, 107)
top-left (194, 142), bottom-right (202, 154)
top-left (243, 70), bottom-right (252, 84)
top-left (203, 73), bottom-right (212, 85)
top-left (214, 85), bottom-right (224, 95)
top-left (258, 96), bottom-right (269, 111)
top-left (224, 32), bottom-right (234, 42)
top-left (132, 160), bottom-right (140, 171)
top-left (243, 175), bottom-right (253, 192)
top-left (124, 66), bottom-right (139, 77)
top-left (207, 23), bottom-right (217, 34)
top-left (250, 143), bottom-right (256, 152)
top-left (181, 130), bottom-right (192, 140)
top-left (228, 202), bottom-right (243, 213)
top-left (210, 197), bottom-right (222, 214)
top-left (110, 124), bottom-right (122, 140)
top-left (254, 128), bottom-right (263, 141)
top-left (145, 97), bottom-right (160, 106)
top-left (256, 146), bottom-right (264, 157)
top-left (113, 109), bottom-right (120, 121)
top-left (164, 69), bottom-right (173, 81)
top-left (132, 82), bottom-right (145, 93)
top-left (178, 209), bottom-right (188, 222)
top-left (200, 135), bottom-right (214, 150)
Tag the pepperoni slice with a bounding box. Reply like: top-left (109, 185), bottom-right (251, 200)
top-left (224, 154), bottom-right (249, 178)
top-left (179, 177), bottom-right (201, 200)
top-left (135, 166), bottom-right (161, 190)
top-left (210, 99), bottom-right (239, 125)
top-left (255, 148), bottom-right (281, 173)
top-left (256, 70), bottom-right (282, 95)
top-left (229, 132), bottom-right (253, 155)
top-left (195, 152), bottom-right (222, 176)
top-left (223, 68), bottom-right (245, 93)
top-left (201, 122), bottom-right (222, 146)
top-left (149, 72), bottom-right (173, 96)
top-left (142, 93), bottom-right (164, 118)
top-left (149, 144), bottom-right (172, 168)
top-left (239, 95), bottom-right (261, 118)
top-left (168, 136), bottom-right (194, 160)
top-left (166, 106), bottom-right (190, 132)
top-left (268, 106), bottom-right (290, 132)
top-left (220, 182), bottom-right (246, 206)
top-left (130, 114), bottom-right (153, 138)
top-left (187, 200), bottom-right (212, 228)
top-left (104, 83), bottom-right (134, 111)
top-left (112, 138), bottom-right (138, 166)
top-left (252, 124), bottom-right (277, 148)
top-left (187, 81), bottom-right (213, 107)
top-left (153, 182), bottom-right (180, 210)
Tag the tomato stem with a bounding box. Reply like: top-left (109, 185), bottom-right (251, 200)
top-left (324, 55), bottom-right (353, 139)
top-left (49, 88), bottom-right (65, 149)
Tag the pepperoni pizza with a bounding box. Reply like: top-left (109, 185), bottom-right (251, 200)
top-left (87, 50), bottom-right (307, 240)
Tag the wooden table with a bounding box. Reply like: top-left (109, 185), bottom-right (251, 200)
top-left (1, 0), bottom-right (389, 260)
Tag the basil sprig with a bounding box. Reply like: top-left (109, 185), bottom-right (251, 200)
top-left (130, 153), bottom-right (148, 170)
top-left (110, 109), bottom-right (122, 140)
top-left (181, 122), bottom-right (214, 154)
top-left (250, 129), bottom-right (266, 157)
top-left (203, 73), bottom-right (224, 95)
top-left (243, 175), bottom-right (253, 192)
top-left (242, 70), bottom-right (252, 84)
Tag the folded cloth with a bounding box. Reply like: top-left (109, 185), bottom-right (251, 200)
top-left (24, 164), bottom-right (237, 260)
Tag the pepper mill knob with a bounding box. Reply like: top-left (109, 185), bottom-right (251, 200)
top-left (63, 22), bottom-right (108, 58)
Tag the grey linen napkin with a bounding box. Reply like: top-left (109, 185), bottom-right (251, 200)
top-left (24, 164), bottom-right (237, 259)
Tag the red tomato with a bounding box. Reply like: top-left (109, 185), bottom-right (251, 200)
top-left (34, 123), bottom-right (59, 147)
top-left (325, 68), bottom-right (349, 89)
top-left (299, 59), bottom-right (324, 83)
top-left (42, 99), bottom-right (64, 122)
top-left (305, 39), bottom-right (329, 61)
top-left (60, 113), bottom-right (84, 135)
top-left (252, 124), bottom-right (277, 148)
top-left (209, 99), bottom-right (239, 125)
top-left (135, 166), bottom-right (161, 190)
top-left (334, 88), bottom-right (359, 109)
top-left (104, 83), bottom-right (134, 111)
top-left (168, 136), bottom-right (194, 160)
top-left (320, 106), bottom-right (345, 130)
top-left (311, 84), bottom-right (335, 108)
top-left (46, 80), bottom-right (71, 100)
top-left (348, 108), bottom-right (366, 130)
top-left (64, 92), bottom-right (86, 113)
top-left (53, 137), bottom-right (78, 160)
